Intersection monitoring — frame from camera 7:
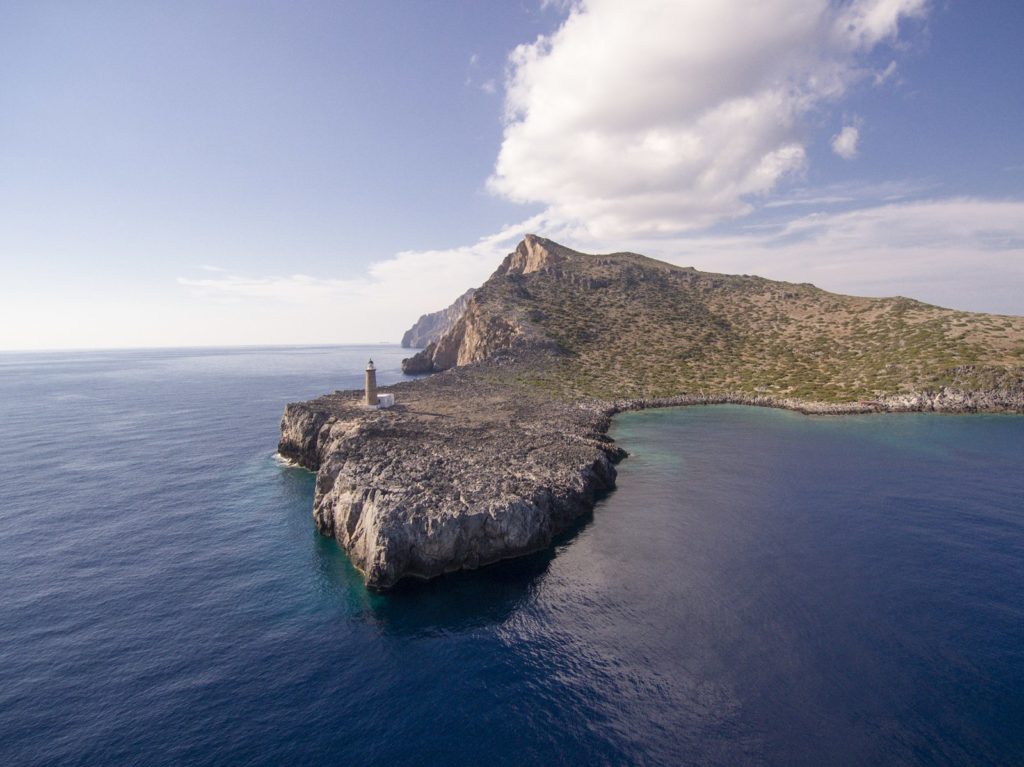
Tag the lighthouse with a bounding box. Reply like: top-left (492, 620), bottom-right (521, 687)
top-left (364, 359), bottom-right (378, 406)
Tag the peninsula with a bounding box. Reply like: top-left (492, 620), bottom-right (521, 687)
top-left (279, 235), bottom-right (1024, 588)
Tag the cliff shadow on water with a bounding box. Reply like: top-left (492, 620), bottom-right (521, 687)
top-left (304, 497), bottom-right (601, 636)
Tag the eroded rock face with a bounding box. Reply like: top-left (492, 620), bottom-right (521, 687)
top-left (279, 357), bottom-right (625, 589)
top-left (401, 234), bottom-right (572, 375)
top-left (401, 296), bottom-right (526, 374)
top-left (278, 405), bottom-right (332, 469)
top-left (499, 232), bottom-right (569, 275)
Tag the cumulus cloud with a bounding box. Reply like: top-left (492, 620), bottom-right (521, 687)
top-left (489, 0), bottom-right (927, 238)
top-left (831, 124), bottom-right (861, 159)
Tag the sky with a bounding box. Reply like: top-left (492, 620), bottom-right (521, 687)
top-left (1, 0), bottom-right (1022, 350)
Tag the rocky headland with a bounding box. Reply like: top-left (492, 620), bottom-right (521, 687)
top-left (279, 352), bottom-right (625, 589)
top-left (281, 235), bottom-right (1024, 589)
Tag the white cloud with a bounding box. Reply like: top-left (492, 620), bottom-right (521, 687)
top-left (489, 0), bottom-right (927, 238)
top-left (172, 219), bottom-right (541, 345)
top-left (873, 59), bottom-right (898, 85)
top-left (831, 124), bottom-right (861, 159)
top-left (7, 195), bottom-right (1019, 351)
top-left (147, 2), bottom-right (1021, 344)
top-left (178, 273), bottom-right (360, 303)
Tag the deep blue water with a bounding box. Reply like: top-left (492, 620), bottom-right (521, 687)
top-left (1, 346), bottom-right (1022, 766)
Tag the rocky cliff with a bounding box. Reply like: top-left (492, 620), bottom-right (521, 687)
top-left (279, 355), bottom-right (625, 589)
top-left (286, 235), bottom-right (1024, 590)
top-left (400, 288), bottom-right (475, 349)
top-left (401, 235), bottom-right (570, 374)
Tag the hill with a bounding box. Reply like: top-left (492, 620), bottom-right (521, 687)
top-left (403, 235), bottom-right (1024, 403)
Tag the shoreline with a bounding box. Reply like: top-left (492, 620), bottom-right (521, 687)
top-left (279, 356), bottom-right (1022, 590)
top-left (600, 389), bottom-right (1024, 417)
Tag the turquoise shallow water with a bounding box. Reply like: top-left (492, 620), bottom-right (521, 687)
top-left (1, 346), bottom-right (1022, 766)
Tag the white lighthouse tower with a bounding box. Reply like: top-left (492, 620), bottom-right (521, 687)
top-left (364, 359), bottom-right (379, 406)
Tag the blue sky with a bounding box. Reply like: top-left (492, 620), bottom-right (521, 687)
top-left (1, 0), bottom-right (1022, 350)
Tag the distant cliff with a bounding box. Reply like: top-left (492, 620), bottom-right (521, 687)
top-left (401, 237), bottom-right (571, 374)
top-left (400, 289), bottom-right (475, 349)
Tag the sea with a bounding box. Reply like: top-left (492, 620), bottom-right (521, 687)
top-left (1, 345), bottom-right (1022, 766)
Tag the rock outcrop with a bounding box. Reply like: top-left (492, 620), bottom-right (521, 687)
top-left (401, 288), bottom-right (475, 349)
top-left (279, 354), bottom-right (625, 589)
top-left (602, 385), bottom-right (1024, 416)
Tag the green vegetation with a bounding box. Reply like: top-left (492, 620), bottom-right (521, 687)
top-left (475, 246), bottom-right (1024, 403)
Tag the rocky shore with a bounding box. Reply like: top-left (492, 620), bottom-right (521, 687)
top-left (602, 382), bottom-right (1024, 416)
top-left (400, 288), bottom-right (475, 349)
top-left (280, 355), bottom-right (1023, 589)
top-left (279, 356), bottom-right (626, 589)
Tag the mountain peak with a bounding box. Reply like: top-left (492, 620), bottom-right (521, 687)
top-left (501, 234), bottom-right (583, 275)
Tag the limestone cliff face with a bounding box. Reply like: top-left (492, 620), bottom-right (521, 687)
top-left (401, 235), bottom-right (569, 374)
top-left (497, 232), bottom-right (571, 275)
top-left (277, 405), bottom-right (332, 469)
top-left (402, 300), bottom-right (524, 374)
top-left (278, 365), bottom-right (625, 589)
top-left (401, 288), bottom-right (475, 349)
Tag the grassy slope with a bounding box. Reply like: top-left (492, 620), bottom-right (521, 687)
top-left (472, 249), bottom-right (1024, 403)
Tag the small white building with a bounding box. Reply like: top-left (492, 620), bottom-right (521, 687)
top-left (377, 393), bottom-right (395, 409)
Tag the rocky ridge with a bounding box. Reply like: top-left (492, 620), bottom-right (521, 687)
top-left (284, 235), bottom-right (1024, 589)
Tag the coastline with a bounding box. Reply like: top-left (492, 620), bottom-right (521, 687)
top-left (280, 356), bottom-right (1023, 590)
top-left (601, 387), bottom-right (1024, 417)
